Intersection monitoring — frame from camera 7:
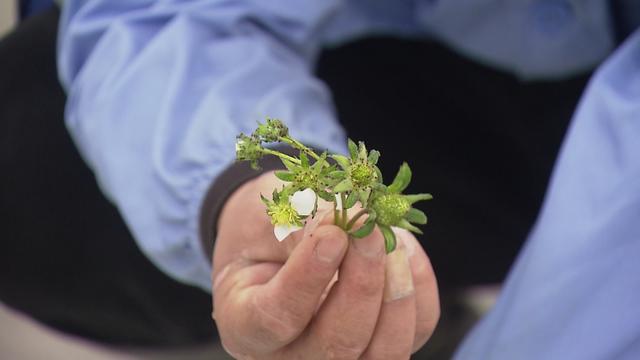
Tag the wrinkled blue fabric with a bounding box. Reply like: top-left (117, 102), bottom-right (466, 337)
top-left (57, 4), bottom-right (635, 337)
top-left (455, 28), bottom-right (640, 359)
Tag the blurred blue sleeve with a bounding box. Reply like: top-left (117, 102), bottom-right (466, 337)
top-left (57, 0), bottom-right (347, 291)
top-left (455, 28), bottom-right (640, 359)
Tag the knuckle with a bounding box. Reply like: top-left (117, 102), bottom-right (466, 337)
top-left (321, 333), bottom-right (368, 360)
top-left (252, 292), bottom-right (305, 344)
top-left (350, 271), bottom-right (383, 298)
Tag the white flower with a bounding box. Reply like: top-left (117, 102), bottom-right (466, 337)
top-left (271, 188), bottom-right (317, 242)
top-left (289, 188), bottom-right (316, 216)
top-left (274, 223), bottom-right (303, 242)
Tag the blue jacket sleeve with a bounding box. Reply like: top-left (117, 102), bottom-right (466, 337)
top-left (455, 28), bottom-right (640, 359)
top-left (57, 0), bottom-right (347, 291)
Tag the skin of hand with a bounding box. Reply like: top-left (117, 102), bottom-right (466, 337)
top-left (212, 172), bottom-right (440, 359)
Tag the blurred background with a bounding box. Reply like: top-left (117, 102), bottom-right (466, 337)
top-left (1, 1), bottom-right (591, 359)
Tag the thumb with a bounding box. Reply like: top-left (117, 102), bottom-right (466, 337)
top-left (248, 224), bottom-right (348, 351)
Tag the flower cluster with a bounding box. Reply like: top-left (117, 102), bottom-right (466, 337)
top-left (235, 118), bottom-right (432, 252)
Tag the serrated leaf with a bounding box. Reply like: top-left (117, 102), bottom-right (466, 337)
top-left (388, 162), bottom-right (412, 194)
top-left (368, 150), bottom-right (380, 165)
top-left (379, 225), bottom-right (397, 253)
top-left (274, 171), bottom-right (295, 182)
top-left (350, 219), bottom-right (375, 239)
top-left (404, 193), bottom-right (433, 204)
top-left (331, 154), bottom-right (350, 171)
top-left (347, 139), bottom-right (358, 159)
top-left (405, 208), bottom-right (427, 224)
top-left (333, 178), bottom-right (353, 193)
top-left (398, 218), bottom-right (423, 234)
top-left (344, 191), bottom-right (359, 209)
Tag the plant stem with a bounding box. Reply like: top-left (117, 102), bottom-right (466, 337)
top-left (260, 148), bottom-right (301, 164)
top-left (346, 209), bottom-right (369, 231)
top-left (340, 192), bottom-right (348, 229)
top-left (279, 136), bottom-right (322, 161)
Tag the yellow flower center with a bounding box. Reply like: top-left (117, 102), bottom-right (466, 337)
top-left (267, 202), bottom-right (301, 226)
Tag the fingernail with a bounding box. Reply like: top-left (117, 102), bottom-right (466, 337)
top-left (393, 227), bottom-right (415, 257)
top-left (353, 234), bottom-right (384, 258)
top-left (314, 232), bottom-right (347, 263)
top-left (384, 247), bottom-right (414, 302)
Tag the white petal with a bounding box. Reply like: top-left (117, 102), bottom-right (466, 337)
top-left (274, 224), bottom-right (302, 241)
top-left (334, 193), bottom-right (342, 210)
top-left (290, 188), bottom-right (316, 216)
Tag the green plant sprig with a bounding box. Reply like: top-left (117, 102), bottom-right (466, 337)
top-left (236, 118), bottom-right (432, 253)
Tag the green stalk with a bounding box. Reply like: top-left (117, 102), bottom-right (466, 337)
top-left (279, 136), bottom-right (322, 161)
top-left (346, 209), bottom-right (369, 231)
top-left (260, 148), bottom-right (301, 164)
top-left (340, 192), bottom-right (348, 229)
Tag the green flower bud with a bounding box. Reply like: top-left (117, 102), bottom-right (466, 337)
top-left (294, 168), bottom-right (320, 191)
top-left (371, 194), bottom-right (411, 226)
top-left (254, 118), bottom-right (289, 142)
top-left (350, 162), bottom-right (377, 189)
top-left (235, 133), bottom-right (263, 168)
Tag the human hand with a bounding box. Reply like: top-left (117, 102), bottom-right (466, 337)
top-left (212, 172), bottom-right (440, 359)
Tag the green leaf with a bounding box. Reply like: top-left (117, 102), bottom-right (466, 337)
top-left (317, 190), bottom-right (335, 202)
top-left (374, 165), bottom-right (383, 183)
top-left (274, 171), bottom-right (295, 182)
top-left (368, 150), bottom-right (380, 165)
top-left (379, 225), bottom-right (397, 253)
top-left (388, 162), bottom-right (412, 194)
top-left (272, 188), bottom-right (280, 202)
top-left (260, 194), bottom-right (271, 206)
top-left (405, 208), bottom-right (427, 225)
top-left (404, 193), bottom-right (433, 204)
top-left (333, 178), bottom-right (353, 193)
top-left (331, 154), bottom-right (350, 171)
top-left (397, 218), bottom-right (423, 235)
top-left (328, 170), bottom-right (346, 179)
top-left (347, 139), bottom-right (358, 159)
top-left (358, 188), bottom-right (371, 207)
top-left (311, 151), bottom-right (328, 173)
top-left (300, 151), bottom-right (309, 168)
top-left (350, 219), bottom-right (375, 239)
top-left (344, 191), bottom-right (359, 209)
top-left (282, 158), bottom-right (298, 172)
top-left (358, 141), bottom-right (368, 160)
